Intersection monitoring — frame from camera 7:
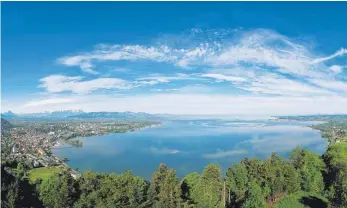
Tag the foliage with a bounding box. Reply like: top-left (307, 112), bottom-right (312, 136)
top-left (66, 139), bottom-right (83, 147)
top-left (196, 164), bottom-right (224, 208)
top-left (1, 166), bottom-right (19, 208)
top-left (290, 147), bottom-right (325, 194)
top-left (323, 143), bottom-right (347, 207)
top-left (148, 163), bottom-right (182, 208)
top-left (6, 181), bottom-right (19, 208)
top-left (38, 171), bottom-right (77, 208)
top-left (226, 163), bottom-right (248, 206)
top-left (275, 195), bottom-right (304, 208)
top-left (15, 162), bottom-right (28, 180)
top-left (3, 143), bottom-right (347, 208)
top-left (275, 192), bottom-right (329, 208)
top-left (242, 180), bottom-right (266, 208)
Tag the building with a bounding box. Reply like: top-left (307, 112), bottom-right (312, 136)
top-left (11, 145), bottom-right (18, 154)
top-left (33, 160), bottom-right (40, 168)
top-left (37, 148), bottom-right (46, 156)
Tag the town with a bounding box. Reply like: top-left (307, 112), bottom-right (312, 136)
top-left (1, 118), bottom-right (161, 178)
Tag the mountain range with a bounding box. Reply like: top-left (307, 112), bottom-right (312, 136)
top-left (1, 110), bottom-right (160, 120)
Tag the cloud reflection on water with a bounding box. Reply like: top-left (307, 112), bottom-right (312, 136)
top-left (203, 149), bottom-right (248, 159)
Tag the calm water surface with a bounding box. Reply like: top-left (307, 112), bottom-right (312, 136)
top-left (52, 119), bottom-right (328, 179)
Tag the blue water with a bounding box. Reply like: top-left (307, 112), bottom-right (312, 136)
top-left (52, 119), bottom-right (328, 179)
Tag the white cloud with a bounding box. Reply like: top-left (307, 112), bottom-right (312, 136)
top-left (203, 149), bottom-right (248, 159)
top-left (58, 55), bottom-right (98, 74)
top-left (39, 75), bottom-right (127, 94)
top-left (201, 70), bottom-right (334, 97)
top-left (56, 29), bottom-right (346, 102)
top-left (311, 48), bottom-right (347, 64)
top-left (201, 73), bottom-right (247, 82)
top-left (240, 74), bottom-right (334, 96)
top-left (24, 98), bottom-right (75, 107)
top-left (150, 88), bottom-right (179, 92)
top-left (134, 73), bottom-right (201, 87)
top-left (39, 74), bottom-right (190, 94)
top-left (16, 93), bottom-right (347, 115)
top-left (329, 65), bottom-right (343, 73)
top-left (204, 30), bottom-right (322, 78)
top-left (310, 79), bottom-right (347, 93)
top-left (58, 45), bottom-right (174, 74)
top-left (11, 28), bottom-right (347, 115)
top-left (80, 62), bottom-right (98, 74)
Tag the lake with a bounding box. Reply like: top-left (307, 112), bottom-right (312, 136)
top-left (52, 119), bottom-right (328, 179)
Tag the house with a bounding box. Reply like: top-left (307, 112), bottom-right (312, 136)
top-left (33, 160), bottom-right (40, 168)
top-left (11, 145), bottom-right (18, 154)
top-left (37, 148), bottom-right (46, 156)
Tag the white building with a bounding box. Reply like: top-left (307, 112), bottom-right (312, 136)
top-left (11, 145), bottom-right (18, 154)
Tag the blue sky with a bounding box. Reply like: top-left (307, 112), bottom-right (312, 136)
top-left (2, 2), bottom-right (347, 115)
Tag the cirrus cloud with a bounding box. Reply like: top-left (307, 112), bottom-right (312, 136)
top-left (39, 75), bottom-right (128, 94)
top-left (13, 28), bottom-right (347, 115)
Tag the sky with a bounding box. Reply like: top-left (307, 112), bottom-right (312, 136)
top-left (2, 2), bottom-right (347, 115)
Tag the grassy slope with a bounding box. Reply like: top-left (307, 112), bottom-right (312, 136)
top-left (28, 166), bottom-right (62, 183)
top-left (275, 192), bottom-right (329, 208)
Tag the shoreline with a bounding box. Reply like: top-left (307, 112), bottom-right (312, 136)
top-left (50, 119), bottom-right (331, 178)
top-left (50, 122), bottom-right (163, 177)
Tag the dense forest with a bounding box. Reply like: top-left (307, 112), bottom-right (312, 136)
top-left (2, 142), bottom-right (347, 208)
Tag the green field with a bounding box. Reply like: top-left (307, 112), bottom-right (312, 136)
top-left (275, 192), bottom-right (329, 208)
top-left (337, 141), bottom-right (347, 148)
top-left (28, 166), bottom-right (62, 183)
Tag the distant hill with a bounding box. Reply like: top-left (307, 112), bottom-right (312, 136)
top-left (21, 110), bottom-right (85, 118)
top-left (1, 118), bottom-right (13, 131)
top-left (1, 111), bottom-right (17, 118)
top-left (67, 111), bottom-right (160, 120)
top-left (277, 114), bottom-right (347, 121)
top-left (1, 110), bottom-right (161, 120)
top-left (1, 110), bottom-right (85, 119)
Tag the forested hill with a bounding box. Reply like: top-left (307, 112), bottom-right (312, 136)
top-left (2, 143), bottom-right (347, 208)
top-left (277, 114), bottom-right (347, 121)
top-left (1, 118), bottom-right (13, 131)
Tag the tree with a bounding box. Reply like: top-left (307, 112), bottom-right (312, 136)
top-left (261, 153), bottom-right (300, 203)
top-left (226, 163), bottom-right (248, 206)
top-left (85, 171), bottom-right (148, 208)
top-left (148, 163), bottom-right (169, 206)
top-left (74, 170), bottom-right (101, 208)
top-left (113, 171), bottom-right (148, 207)
top-left (323, 143), bottom-right (347, 207)
top-left (38, 171), bottom-right (76, 208)
top-left (196, 164), bottom-right (223, 208)
top-left (241, 158), bottom-right (263, 182)
top-left (282, 163), bottom-right (301, 194)
top-left (148, 163), bottom-right (181, 208)
top-left (290, 147), bottom-right (325, 194)
top-left (157, 169), bottom-right (182, 208)
top-left (242, 180), bottom-right (266, 208)
top-left (6, 181), bottom-right (19, 208)
top-left (181, 172), bottom-right (200, 206)
top-left (15, 162), bottom-right (27, 180)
